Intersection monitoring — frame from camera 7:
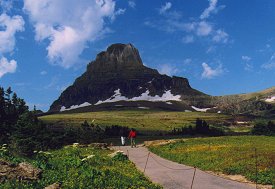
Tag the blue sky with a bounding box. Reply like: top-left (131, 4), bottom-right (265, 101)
top-left (0, 0), bottom-right (275, 111)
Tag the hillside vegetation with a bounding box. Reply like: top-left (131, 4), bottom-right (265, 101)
top-left (39, 110), bottom-right (232, 133)
top-left (0, 145), bottom-right (161, 188)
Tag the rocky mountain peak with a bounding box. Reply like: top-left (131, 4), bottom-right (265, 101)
top-left (49, 43), bottom-right (206, 112)
top-left (92, 43), bottom-right (143, 71)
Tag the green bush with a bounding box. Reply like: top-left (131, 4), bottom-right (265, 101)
top-left (112, 152), bottom-right (128, 161)
top-left (251, 120), bottom-right (275, 135)
top-left (170, 119), bottom-right (224, 136)
top-left (10, 112), bottom-right (45, 156)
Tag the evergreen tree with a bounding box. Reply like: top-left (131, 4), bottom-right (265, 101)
top-left (11, 112), bottom-right (44, 156)
top-left (267, 121), bottom-right (275, 134)
top-left (0, 86), bottom-right (29, 142)
top-left (0, 87), bottom-right (5, 123)
top-left (195, 118), bottom-right (203, 133)
top-left (5, 87), bottom-right (12, 101)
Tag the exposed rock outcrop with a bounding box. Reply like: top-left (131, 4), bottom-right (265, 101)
top-left (0, 159), bottom-right (42, 182)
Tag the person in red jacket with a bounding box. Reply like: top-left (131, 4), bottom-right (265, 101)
top-left (128, 128), bottom-right (137, 148)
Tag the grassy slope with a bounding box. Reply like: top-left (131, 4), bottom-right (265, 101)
top-left (220, 87), bottom-right (275, 102)
top-left (238, 87), bottom-right (275, 100)
top-left (149, 136), bottom-right (275, 185)
top-left (0, 145), bottom-right (161, 189)
top-left (39, 110), bottom-right (231, 133)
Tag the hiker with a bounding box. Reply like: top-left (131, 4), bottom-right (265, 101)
top-left (128, 128), bottom-right (137, 148)
top-left (119, 128), bottom-right (127, 146)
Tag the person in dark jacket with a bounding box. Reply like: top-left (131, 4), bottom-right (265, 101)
top-left (128, 128), bottom-right (137, 148)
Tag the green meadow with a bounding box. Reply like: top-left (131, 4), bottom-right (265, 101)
top-left (39, 110), bottom-right (232, 133)
top-left (148, 136), bottom-right (275, 185)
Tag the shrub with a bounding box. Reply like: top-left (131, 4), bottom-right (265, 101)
top-left (251, 120), bottom-right (275, 135)
top-left (77, 121), bottom-right (104, 144)
top-left (104, 125), bottom-right (130, 137)
top-left (10, 112), bottom-right (46, 156)
top-left (170, 119), bottom-right (224, 136)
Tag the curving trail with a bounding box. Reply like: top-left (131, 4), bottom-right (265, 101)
top-left (115, 146), bottom-right (255, 189)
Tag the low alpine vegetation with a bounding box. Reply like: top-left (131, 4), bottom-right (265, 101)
top-left (149, 136), bottom-right (275, 186)
top-left (0, 145), bottom-right (161, 189)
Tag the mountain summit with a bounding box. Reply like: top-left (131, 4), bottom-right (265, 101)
top-left (93, 43), bottom-right (143, 69)
top-left (49, 43), bottom-right (207, 112)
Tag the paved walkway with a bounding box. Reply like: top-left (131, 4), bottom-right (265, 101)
top-left (114, 146), bottom-right (255, 189)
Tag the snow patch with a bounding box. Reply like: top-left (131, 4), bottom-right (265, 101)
top-left (138, 107), bottom-right (150, 109)
top-left (265, 96), bottom-right (275, 102)
top-left (191, 106), bottom-right (211, 112)
top-left (166, 102), bottom-right (172, 105)
top-left (60, 102), bottom-right (91, 112)
top-left (95, 89), bottom-right (181, 105)
top-left (236, 121), bottom-right (248, 124)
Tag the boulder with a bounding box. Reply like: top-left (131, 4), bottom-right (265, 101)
top-left (88, 143), bottom-right (108, 149)
top-left (44, 182), bottom-right (62, 189)
top-left (18, 162), bottom-right (42, 180)
top-left (108, 150), bottom-right (127, 158)
top-left (0, 159), bottom-right (42, 182)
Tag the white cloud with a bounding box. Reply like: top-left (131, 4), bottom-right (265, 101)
top-left (196, 21), bottom-right (212, 36)
top-left (0, 0), bottom-right (13, 12)
top-left (0, 57), bottom-right (17, 78)
top-left (200, 0), bottom-right (225, 20)
top-left (145, 1), bottom-right (228, 44)
top-left (0, 13), bottom-right (24, 77)
top-left (183, 58), bottom-right (192, 64)
top-left (262, 53), bottom-right (275, 69)
top-left (0, 13), bottom-right (24, 54)
top-left (212, 29), bottom-right (228, 43)
top-left (262, 62), bottom-right (275, 69)
top-left (128, 1), bottom-right (136, 8)
top-left (206, 46), bottom-right (216, 53)
top-left (201, 62), bottom-right (223, 79)
top-left (23, 0), bottom-right (119, 68)
top-left (182, 35), bottom-right (194, 44)
top-left (40, 70), bottom-right (47, 75)
top-left (111, 8), bottom-right (126, 21)
top-left (244, 63), bottom-right (253, 71)
top-left (257, 44), bottom-right (272, 53)
top-left (159, 2), bottom-right (172, 14)
top-left (158, 64), bottom-right (178, 76)
top-left (241, 55), bottom-right (251, 62)
top-left (44, 76), bottom-right (59, 89)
